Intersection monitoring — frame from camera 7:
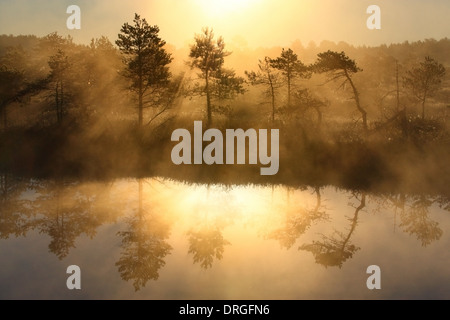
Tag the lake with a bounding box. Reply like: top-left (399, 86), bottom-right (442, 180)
top-left (0, 176), bottom-right (449, 299)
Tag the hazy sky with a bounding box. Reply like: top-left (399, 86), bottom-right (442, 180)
top-left (0, 0), bottom-right (449, 48)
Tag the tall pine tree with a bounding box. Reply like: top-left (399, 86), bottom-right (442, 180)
top-left (116, 14), bottom-right (172, 127)
top-left (189, 28), bottom-right (244, 126)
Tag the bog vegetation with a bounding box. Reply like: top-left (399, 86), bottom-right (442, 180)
top-left (1, 14), bottom-right (449, 194)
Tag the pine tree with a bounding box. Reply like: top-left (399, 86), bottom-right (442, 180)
top-left (116, 14), bottom-right (172, 127)
top-left (246, 57), bottom-right (283, 123)
top-left (269, 48), bottom-right (310, 106)
top-left (189, 28), bottom-right (244, 126)
top-left (313, 50), bottom-right (367, 131)
top-left (48, 49), bottom-right (70, 124)
top-left (403, 56), bottom-right (446, 119)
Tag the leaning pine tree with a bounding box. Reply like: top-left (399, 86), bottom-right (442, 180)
top-left (313, 50), bottom-right (367, 131)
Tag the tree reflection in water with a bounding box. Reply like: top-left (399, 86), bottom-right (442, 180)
top-left (1, 177), bottom-right (116, 259)
top-left (116, 179), bottom-right (172, 291)
top-left (187, 227), bottom-right (230, 269)
top-left (299, 192), bottom-right (365, 268)
top-left (35, 181), bottom-right (92, 259)
top-left (379, 193), bottom-right (444, 247)
top-left (35, 180), bottom-right (117, 259)
top-left (1, 174), bottom-right (448, 281)
top-left (267, 186), bottom-right (328, 249)
top-left (187, 184), bottom-right (231, 269)
top-left (0, 173), bottom-right (31, 239)
top-left (400, 195), bottom-right (443, 246)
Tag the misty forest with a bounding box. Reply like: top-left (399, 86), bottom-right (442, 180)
top-left (1, 14), bottom-right (449, 190)
top-left (1, 14), bottom-right (450, 296)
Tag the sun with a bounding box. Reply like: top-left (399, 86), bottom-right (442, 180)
top-left (194, 0), bottom-right (259, 18)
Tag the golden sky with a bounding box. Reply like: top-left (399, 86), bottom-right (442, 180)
top-left (0, 0), bottom-right (449, 48)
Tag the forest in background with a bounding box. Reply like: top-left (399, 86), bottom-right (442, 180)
top-left (0, 14), bottom-right (449, 195)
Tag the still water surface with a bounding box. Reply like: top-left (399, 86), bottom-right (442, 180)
top-left (1, 177), bottom-right (449, 299)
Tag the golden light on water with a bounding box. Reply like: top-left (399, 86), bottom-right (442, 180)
top-left (148, 180), bottom-right (299, 220)
top-left (1, 0), bottom-right (449, 301)
top-left (1, 177), bottom-right (449, 299)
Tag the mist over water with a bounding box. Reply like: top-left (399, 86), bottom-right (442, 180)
top-left (1, 5), bottom-right (450, 299)
top-left (1, 177), bottom-right (449, 299)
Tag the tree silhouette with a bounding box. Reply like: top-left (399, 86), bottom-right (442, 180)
top-left (269, 48), bottom-right (310, 106)
top-left (2, 179), bottom-right (118, 260)
top-left (0, 35), bottom-right (76, 128)
top-left (116, 14), bottom-right (172, 127)
top-left (377, 193), bottom-right (444, 246)
top-left (116, 180), bottom-right (172, 291)
top-left (403, 56), bottom-right (446, 120)
top-left (399, 195), bottom-right (443, 246)
top-left (0, 46), bottom-right (29, 73)
top-left (299, 192), bottom-right (365, 268)
top-left (189, 28), bottom-right (244, 126)
top-left (0, 177), bottom-right (123, 260)
top-left (48, 49), bottom-right (70, 124)
top-left (0, 38), bottom-right (65, 127)
top-left (290, 88), bottom-right (328, 127)
top-left (246, 57), bottom-right (283, 123)
top-left (116, 216), bottom-right (172, 290)
top-left (437, 195), bottom-right (450, 212)
top-left (213, 68), bottom-right (245, 101)
top-left (0, 45), bottom-right (38, 130)
top-left (187, 226), bottom-right (230, 269)
top-left (0, 175), bottom-right (31, 239)
top-left (31, 181), bottom-right (111, 259)
top-left (38, 32), bottom-right (72, 54)
top-left (313, 50), bottom-right (367, 131)
top-left (0, 66), bottom-right (23, 129)
top-left (267, 186), bottom-right (328, 249)
top-left (72, 36), bottom-right (125, 124)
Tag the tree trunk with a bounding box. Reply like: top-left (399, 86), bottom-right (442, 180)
top-left (287, 72), bottom-right (291, 106)
top-left (138, 52), bottom-right (144, 128)
top-left (341, 193), bottom-right (365, 251)
top-left (395, 61), bottom-right (408, 138)
top-left (205, 71), bottom-right (212, 127)
top-left (314, 106), bottom-right (323, 127)
top-left (138, 178), bottom-right (143, 217)
top-left (271, 86), bottom-right (275, 124)
top-left (345, 69), bottom-right (367, 131)
top-left (400, 109), bottom-right (408, 139)
top-left (396, 60), bottom-right (400, 113)
top-left (421, 95), bottom-right (426, 120)
top-left (268, 73), bottom-right (275, 124)
top-left (313, 187), bottom-right (321, 213)
top-left (138, 89), bottom-right (143, 127)
top-left (421, 79), bottom-right (429, 120)
top-left (1, 104), bottom-right (6, 130)
top-left (55, 82), bottom-right (60, 124)
top-left (138, 75), bottom-right (143, 127)
top-left (1, 173), bottom-right (7, 197)
top-left (60, 81), bottom-right (64, 123)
